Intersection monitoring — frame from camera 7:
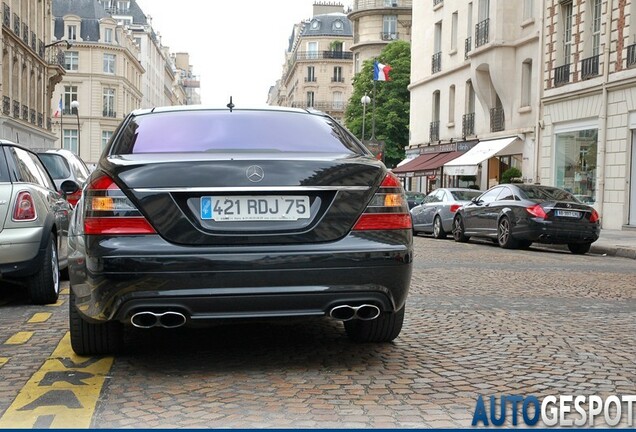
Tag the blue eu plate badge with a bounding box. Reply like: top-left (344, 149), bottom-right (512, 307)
top-left (200, 196), bottom-right (213, 220)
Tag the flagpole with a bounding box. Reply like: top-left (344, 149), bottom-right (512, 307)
top-left (371, 79), bottom-right (376, 140)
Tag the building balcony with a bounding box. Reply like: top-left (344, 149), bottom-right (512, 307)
top-left (432, 52), bottom-right (441, 74)
top-left (489, 107), bottom-right (505, 132)
top-left (21, 22), bottom-right (28, 45)
top-left (2, 96), bottom-right (9, 116)
top-left (12, 100), bottom-right (19, 118)
top-left (38, 113), bottom-right (43, 128)
top-left (554, 63), bottom-right (570, 87)
top-left (464, 36), bottom-right (472, 60)
top-left (430, 120), bottom-right (440, 142)
top-left (331, 77), bottom-right (345, 83)
top-left (580, 55), bottom-right (600, 80)
top-left (30, 109), bottom-right (36, 124)
top-left (380, 32), bottom-right (399, 41)
top-left (12, 12), bottom-right (19, 36)
top-left (290, 101), bottom-right (347, 111)
top-left (351, 0), bottom-right (412, 12)
top-left (475, 18), bottom-right (489, 48)
top-left (462, 113), bottom-right (475, 137)
top-left (433, 0), bottom-right (443, 5)
top-left (304, 77), bottom-right (317, 82)
top-left (2, 4), bottom-right (9, 28)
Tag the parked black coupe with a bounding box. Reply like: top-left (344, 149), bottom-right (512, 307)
top-left (452, 184), bottom-right (600, 253)
top-left (67, 106), bottom-right (413, 355)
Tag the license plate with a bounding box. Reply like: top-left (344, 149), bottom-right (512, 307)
top-left (200, 196), bottom-right (310, 221)
top-left (555, 210), bottom-right (580, 218)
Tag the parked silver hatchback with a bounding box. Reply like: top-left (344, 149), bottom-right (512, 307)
top-left (0, 141), bottom-right (78, 304)
top-left (37, 149), bottom-right (90, 208)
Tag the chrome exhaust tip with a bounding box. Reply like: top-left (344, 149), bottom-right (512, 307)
top-left (158, 311), bottom-right (187, 328)
top-left (130, 311), bottom-right (158, 329)
top-left (329, 305), bottom-right (356, 321)
top-left (356, 304), bottom-right (381, 321)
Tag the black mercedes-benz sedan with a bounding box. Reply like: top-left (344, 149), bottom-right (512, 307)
top-left (67, 106), bottom-right (413, 355)
top-left (452, 184), bottom-right (600, 254)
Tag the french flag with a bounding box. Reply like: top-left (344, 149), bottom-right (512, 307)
top-left (53, 97), bottom-right (62, 118)
top-left (373, 61), bottom-right (392, 81)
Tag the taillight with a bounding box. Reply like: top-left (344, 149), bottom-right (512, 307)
top-left (353, 172), bottom-right (412, 231)
top-left (449, 204), bottom-right (461, 213)
top-left (13, 191), bottom-right (37, 221)
top-left (83, 174), bottom-right (156, 235)
top-left (589, 209), bottom-right (600, 223)
top-left (526, 204), bottom-right (547, 219)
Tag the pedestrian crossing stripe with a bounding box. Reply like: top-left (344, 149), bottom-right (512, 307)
top-left (28, 313), bottom-right (52, 324)
top-left (45, 299), bottom-right (65, 307)
top-left (4, 332), bottom-right (33, 345)
top-left (0, 358), bottom-right (7, 368)
top-left (0, 332), bottom-right (114, 428)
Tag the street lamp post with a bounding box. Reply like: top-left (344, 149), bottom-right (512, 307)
top-left (70, 100), bottom-right (80, 157)
top-left (361, 94), bottom-right (371, 141)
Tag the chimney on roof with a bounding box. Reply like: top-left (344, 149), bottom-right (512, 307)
top-left (313, 1), bottom-right (344, 16)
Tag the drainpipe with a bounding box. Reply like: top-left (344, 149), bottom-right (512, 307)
top-left (535, 1), bottom-right (546, 185)
top-left (596, 0), bottom-right (614, 226)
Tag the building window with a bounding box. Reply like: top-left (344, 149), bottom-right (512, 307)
top-left (63, 86), bottom-right (78, 115)
top-left (306, 91), bottom-right (315, 108)
top-left (105, 28), bottom-right (113, 43)
top-left (562, 1), bottom-right (573, 65)
top-left (103, 53), bottom-right (116, 74)
top-left (555, 129), bottom-right (597, 204)
top-left (521, 60), bottom-right (532, 107)
top-left (355, 52), bottom-right (361, 75)
top-left (451, 12), bottom-right (458, 52)
top-left (306, 66), bottom-right (315, 82)
top-left (449, 85), bottom-right (456, 124)
top-left (333, 66), bottom-right (343, 82)
top-left (591, 0), bottom-right (601, 57)
top-left (63, 129), bottom-right (78, 154)
top-left (102, 131), bottom-right (113, 150)
top-left (523, 0), bottom-right (533, 21)
top-left (67, 25), bottom-right (77, 40)
top-left (64, 51), bottom-right (79, 71)
top-left (333, 91), bottom-right (344, 109)
top-left (103, 88), bottom-right (115, 117)
top-left (383, 15), bottom-right (397, 39)
top-left (307, 41), bottom-right (318, 59)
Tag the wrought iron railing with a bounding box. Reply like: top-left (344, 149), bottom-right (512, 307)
top-left (22, 104), bottom-right (28, 121)
top-left (2, 4), bottom-right (9, 28)
top-left (290, 101), bottom-right (347, 111)
top-left (433, 0), bottom-right (443, 5)
top-left (30, 31), bottom-right (36, 51)
top-left (2, 96), bottom-right (10, 115)
top-left (331, 77), bottom-right (345, 83)
top-left (627, 43), bottom-right (636, 68)
top-left (38, 40), bottom-right (44, 58)
top-left (30, 109), bottom-right (35, 124)
top-left (295, 51), bottom-right (353, 61)
top-left (47, 118), bottom-right (52, 131)
top-left (103, 109), bottom-right (116, 118)
top-left (380, 32), bottom-right (399, 41)
top-left (22, 23), bottom-right (28, 44)
top-left (13, 100), bottom-right (19, 118)
top-left (12, 13), bottom-right (19, 36)
top-left (47, 47), bottom-right (65, 67)
top-left (465, 36), bottom-right (472, 59)
top-left (352, 0), bottom-right (412, 11)
top-left (430, 120), bottom-right (440, 142)
top-left (304, 77), bottom-right (317, 82)
top-left (490, 107), bottom-right (505, 132)
top-left (554, 63), bottom-right (570, 87)
top-left (580, 55), bottom-right (599, 80)
top-left (475, 18), bottom-right (489, 48)
top-left (432, 52), bottom-right (442, 74)
top-left (462, 113), bottom-right (475, 137)
top-left (38, 113), bottom-right (43, 128)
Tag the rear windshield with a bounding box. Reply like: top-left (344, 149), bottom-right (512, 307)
top-left (517, 186), bottom-right (578, 202)
top-left (38, 154), bottom-right (71, 179)
top-left (110, 110), bottom-right (365, 155)
top-left (451, 190), bottom-right (482, 201)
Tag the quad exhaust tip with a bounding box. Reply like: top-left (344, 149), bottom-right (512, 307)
top-left (130, 311), bottom-right (187, 329)
top-left (329, 304), bottom-right (381, 321)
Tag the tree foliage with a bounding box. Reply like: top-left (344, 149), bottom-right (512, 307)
top-left (344, 40), bottom-right (411, 168)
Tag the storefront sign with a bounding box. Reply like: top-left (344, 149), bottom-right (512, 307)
top-left (457, 141), bottom-right (478, 152)
top-left (422, 143), bottom-right (457, 154)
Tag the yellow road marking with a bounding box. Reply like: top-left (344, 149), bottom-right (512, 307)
top-left (28, 313), bottom-right (52, 324)
top-left (45, 299), bottom-right (65, 307)
top-left (60, 288), bottom-right (70, 295)
top-left (0, 332), bottom-right (114, 428)
top-left (4, 332), bottom-right (33, 345)
top-left (0, 357), bottom-right (7, 368)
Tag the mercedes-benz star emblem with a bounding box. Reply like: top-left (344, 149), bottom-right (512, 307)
top-left (246, 165), bottom-right (265, 183)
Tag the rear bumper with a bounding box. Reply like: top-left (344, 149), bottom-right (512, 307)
top-left (0, 227), bottom-right (45, 279)
top-left (513, 218), bottom-right (600, 244)
top-left (69, 232), bottom-right (413, 323)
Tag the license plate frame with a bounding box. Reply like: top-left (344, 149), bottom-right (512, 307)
top-left (555, 210), bottom-right (581, 218)
top-left (200, 195), bottom-right (310, 221)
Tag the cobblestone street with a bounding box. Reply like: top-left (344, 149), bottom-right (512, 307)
top-left (1, 235), bottom-right (635, 428)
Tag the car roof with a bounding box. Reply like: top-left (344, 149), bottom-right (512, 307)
top-left (130, 105), bottom-right (320, 117)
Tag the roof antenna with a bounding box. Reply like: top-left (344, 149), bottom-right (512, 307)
top-left (227, 96), bottom-right (234, 112)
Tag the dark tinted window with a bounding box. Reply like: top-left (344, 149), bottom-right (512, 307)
top-left (111, 110), bottom-right (365, 155)
top-left (518, 186), bottom-right (578, 202)
top-left (478, 187), bottom-right (502, 204)
top-left (0, 148), bottom-right (9, 182)
top-left (496, 187), bottom-right (516, 201)
top-left (450, 190), bottom-right (481, 201)
top-left (39, 154), bottom-right (71, 179)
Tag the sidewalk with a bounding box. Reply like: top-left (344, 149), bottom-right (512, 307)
top-left (542, 228), bottom-right (636, 259)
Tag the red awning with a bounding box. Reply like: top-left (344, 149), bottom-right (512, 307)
top-left (392, 153), bottom-right (439, 174)
top-left (413, 151), bottom-right (464, 175)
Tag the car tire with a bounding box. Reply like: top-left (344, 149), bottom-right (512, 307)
top-left (432, 216), bottom-right (447, 239)
top-left (344, 306), bottom-right (405, 343)
top-left (568, 243), bottom-right (591, 255)
top-left (497, 216), bottom-right (519, 249)
top-left (69, 290), bottom-right (123, 356)
top-left (27, 236), bottom-right (60, 305)
top-left (452, 215), bottom-right (470, 243)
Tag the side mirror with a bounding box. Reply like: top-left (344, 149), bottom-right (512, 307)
top-left (471, 197), bottom-right (480, 204)
top-left (60, 180), bottom-right (80, 196)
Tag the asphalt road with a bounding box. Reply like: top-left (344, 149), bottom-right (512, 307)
top-left (0, 235), bottom-right (634, 428)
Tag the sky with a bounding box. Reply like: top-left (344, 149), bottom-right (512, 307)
top-left (135, 0), bottom-right (352, 106)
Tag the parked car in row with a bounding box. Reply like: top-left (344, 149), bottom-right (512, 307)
top-left (405, 191), bottom-right (427, 210)
top-left (67, 105), bottom-right (413, 355)
top-left (37, 149), bottom-right (91, 208)
top-left (0, 141), bottom-right (79, 304)
top-left (411, 188), bottom-right (483, 238)
top-left (452, 184), bottom-right (600, 254)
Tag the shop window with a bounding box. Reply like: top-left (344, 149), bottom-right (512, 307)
top-left (555, 129), bottom-right (597, 203)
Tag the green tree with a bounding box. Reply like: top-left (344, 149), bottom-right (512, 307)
top-left (345, 40), bottom-right (411, 168)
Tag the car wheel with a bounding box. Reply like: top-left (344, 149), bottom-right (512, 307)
top-left (568, 243), bottom-right (591, 255)
top-left (344, 306), bottom-right (405, 343)
top-left (497, 216), bottom-right (519, 249)
top-left (69, 290), bottom-right (123, 356)
top-left (27, 236), bottom-right (60, 305)
top-left (452, 215), bottom-right (470, 243)
top-left (433, 216), bottom-right (447, 239)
